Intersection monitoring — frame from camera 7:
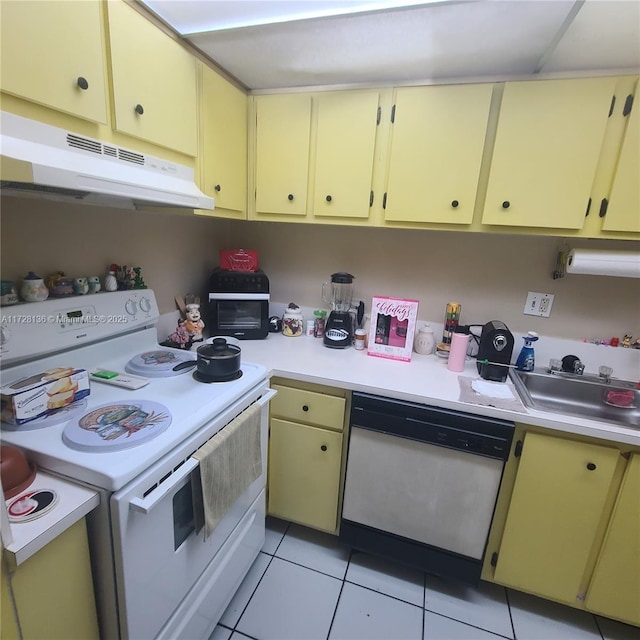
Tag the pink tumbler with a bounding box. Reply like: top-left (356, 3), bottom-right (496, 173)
top-left (447, 331), bottom-right (470, 372)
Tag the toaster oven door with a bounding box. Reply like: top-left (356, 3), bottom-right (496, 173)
top-left (208, 293), bottom-right (269, 339)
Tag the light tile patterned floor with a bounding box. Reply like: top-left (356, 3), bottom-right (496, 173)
top-left (210, 517), bottom-right (638, 640)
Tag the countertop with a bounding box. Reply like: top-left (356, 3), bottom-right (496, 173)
top-left (236, 332), bottom-right (640, 447)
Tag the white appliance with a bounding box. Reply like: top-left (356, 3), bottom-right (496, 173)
top-left (0, 291), bottom-right (273, 639)
top-left (0, 111), bottom-right (215, 211)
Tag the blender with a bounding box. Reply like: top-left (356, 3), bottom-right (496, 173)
top-left (322, 272), bottom-right (355, 348)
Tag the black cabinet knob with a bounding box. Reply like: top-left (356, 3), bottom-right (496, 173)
top-left (76, 76), bottom-right (89, 90)
top-left (135, 104), bottom-right (144, 115)
top-left (288, 194), bottom-right (294, 201)
top-left (321, 445), bottom-right (327, 452)
top-left (326, 195), bottom-right (332, 202)
top-left (214, 184), bottom-right (221, 192)
top-left (302, 405), bottom-right (309, 412)
top-left (586, 462), bottom-right (597, 471)
top-left (502, 201), bottom-right (510, 209)
top-left (451, 200), bottom-right (459, 208)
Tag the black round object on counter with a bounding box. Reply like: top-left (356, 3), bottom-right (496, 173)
top-left (195, 338), bottom-right (241, 382)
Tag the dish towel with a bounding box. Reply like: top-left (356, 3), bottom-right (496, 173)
top-left (458, 376), bottom-right (527, 412)
top-left (191, 402), bottom-right (262, 540)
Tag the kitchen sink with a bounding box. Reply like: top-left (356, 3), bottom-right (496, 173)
top-left (510, 368), bottom-right (640, 429)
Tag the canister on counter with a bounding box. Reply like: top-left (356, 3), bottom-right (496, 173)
top-left (442, 302), bottom-right (461, 346)
top-left (313, 310), bottom-right (326, 338)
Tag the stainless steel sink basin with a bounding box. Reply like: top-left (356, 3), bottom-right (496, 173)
top-left (510, 368), bottom-right (640, 429)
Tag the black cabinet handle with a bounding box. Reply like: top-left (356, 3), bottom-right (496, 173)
top-left (586, 462), bottom-right (597, 471)
top-left (502, 201), bottom-right (510, 209)
top-left (135, 104), bottom-right (144, 115)
top-left (321, 445), bottom-right (327, 452)
top-left (77, 76), bottom-right (89, 90)
top-left (326, 195), bottom-right (332, 202)
top-left (451, 200), bottom-right (459, 208)
top-left (288, 194), bottom-right (294, 201)
top-left (214, 184), bottom-right (221, 192)
top-left (302, 405), bottom-right (309, 412)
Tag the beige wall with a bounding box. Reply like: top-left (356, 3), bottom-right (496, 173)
top-left (1, 196), bottom-right (638, 342)
top-left (224, 220), bottom-right (640, 341)
top-left (0, 196), bottom-right (229, 314)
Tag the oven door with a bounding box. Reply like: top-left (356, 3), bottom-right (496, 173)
top-left (110, 390), bottom-right (274, 640)
top-left (208, 292), bottom-right (269, 339)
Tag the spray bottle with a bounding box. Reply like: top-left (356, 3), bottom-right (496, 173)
top-left (516, 331), bottom-right (539, 371)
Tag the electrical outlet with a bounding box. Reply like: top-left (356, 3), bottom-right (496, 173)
top-left (524, 292), bottom-right (555, 317)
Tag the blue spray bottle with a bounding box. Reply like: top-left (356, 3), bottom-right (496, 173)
top-left (516, 331), bottom-right (539, 371)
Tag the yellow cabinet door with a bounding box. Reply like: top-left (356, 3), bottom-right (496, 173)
top-left (494, 432), bottom-right (623, 606)
top-left (585, 454), bottom-right (640, 625)
top-left (312, 91), bottom-right (380, 219)
top-left (198, 64), bottom-right (247, 218)
top-left (482, 77), bottom-right (618, 229)
top-left (268, 418), bottom-right (342, 533)
top-left (384, 84), bottom-right (493, 224)
top-left (106, 0), bottom-right (197, 156)
top-left (255, 94), bottom-right (312, 216)
top-left (0, 0), bottom-right (107, 124)
top-left (602, 90), bottom-right (640, 233)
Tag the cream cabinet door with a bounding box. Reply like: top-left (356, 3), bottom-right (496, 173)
top-left (255, 94), bottom-right (312, 216)
top-left (601, 90), bottom-right (640, 233)
top-left (585, 454), bottom-right (640, 625)
top-left (384, 84), bottom-right (493, 224)
top-left (198, 64), bottom-right (247, 218)
top-left (0, 0), bottom-right (107, 124)
top-left (268, 418), bottom-right (343, 533)
top-left (482, 77), bottom-right (618, 229)
top-left (106, 0), bottom-right (197, 156)
top-left (493, 432), bottom-right (623, 606)
top-left (312, 91), bottom-right (381, 219)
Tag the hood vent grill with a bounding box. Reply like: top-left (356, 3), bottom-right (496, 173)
top-left (67, 134), bottom-right (102, 155)
top-left (66, 134), bottom-right (145, 165)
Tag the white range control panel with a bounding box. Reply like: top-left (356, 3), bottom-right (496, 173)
top-left (0, 290), bottom-right (159, 365)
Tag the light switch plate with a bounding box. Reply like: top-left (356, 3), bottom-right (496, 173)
top-left (524, 292), bottom-right (554, 317)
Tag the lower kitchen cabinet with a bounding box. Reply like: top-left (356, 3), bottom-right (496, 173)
top-left (2, 518), bottom-right (99, 639)
top-left (585, 453), bottom-right (640, 626)
top-left (267, 380), bottom-right (349, 534)
top-left (492, 430), bottom-right (635, 621)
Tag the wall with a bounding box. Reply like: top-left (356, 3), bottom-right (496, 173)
top-left (2, 197), bottom-right (638, 343)
top-left (0, 196), bottom-right (228, 314)
top-left (224, 220), bottom-right (640, 342)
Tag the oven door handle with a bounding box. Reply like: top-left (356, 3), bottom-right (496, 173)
top-left (258, 388), bottom-right (278, 406)
top-left (129, 458), bottom-right (199, 515)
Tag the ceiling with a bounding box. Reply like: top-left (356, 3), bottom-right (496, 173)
top-left (137, 0), bottom-right (640, 91)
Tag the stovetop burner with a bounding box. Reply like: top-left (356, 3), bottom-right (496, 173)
top-left (192, 369), bottom-right (243, 384)
top-left (125, 350), bottom-right (196, 378)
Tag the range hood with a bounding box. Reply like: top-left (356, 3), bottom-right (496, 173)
top-left (0, 111), bottom-right (214, 210)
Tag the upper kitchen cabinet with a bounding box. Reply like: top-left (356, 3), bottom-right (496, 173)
top-left (311, 90), bottom-right (381, 220)
top-left (197, 63), bottom-right (248, 218)
top-left (481, 77), bottom-right (619, 230)
top-left (384, 84), bottom-right (493, 225)
top-left (600, 80), bottom-right (639, 233)
top-left (0, 0), bottom-right (108, 124)
top-left (253, 93), bottom-right (312, 217)
top-left (106, 0), bottom-right (198, 157)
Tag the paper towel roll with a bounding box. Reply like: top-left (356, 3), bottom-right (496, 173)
top-left (567, 249), bottom-right (640, 278)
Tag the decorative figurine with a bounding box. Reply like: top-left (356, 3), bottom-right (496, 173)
top-left (133, 267), bottom-right (147, 289)
top-left (88, 276), bottom-right (101, 294)
top-left (184, 302), bottom-right (205, 343)
top-left (73, 277), bottom-right (89, 295)
top-left (104, 268), bottom-right (118, 292)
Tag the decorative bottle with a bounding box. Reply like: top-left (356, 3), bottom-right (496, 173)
top-left (516, 331), bottom-right (539, 371)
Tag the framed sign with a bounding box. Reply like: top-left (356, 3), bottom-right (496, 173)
top-left (367, 296), bottom-right (419, 362)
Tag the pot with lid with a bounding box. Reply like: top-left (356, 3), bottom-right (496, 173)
top-left (195, 338), bottom-right (242, 382)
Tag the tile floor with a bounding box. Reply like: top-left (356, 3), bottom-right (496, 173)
top-left (210, 517), bottom-right (637, 640)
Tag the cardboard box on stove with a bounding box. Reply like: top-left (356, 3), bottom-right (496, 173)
top-left (1, 367), bottom-right (90, 425)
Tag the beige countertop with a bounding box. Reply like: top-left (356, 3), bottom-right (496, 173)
top-left (236, 332), bottom-right (640, 447)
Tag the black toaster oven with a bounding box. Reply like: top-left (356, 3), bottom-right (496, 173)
top-left (207, 269), bottom-right (270, 340)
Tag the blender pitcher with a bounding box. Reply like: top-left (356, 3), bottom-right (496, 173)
top-left (322, 272), bottom-right (355, 348)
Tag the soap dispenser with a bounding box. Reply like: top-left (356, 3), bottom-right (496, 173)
top-left (516, 331), bottom-right (539, 371)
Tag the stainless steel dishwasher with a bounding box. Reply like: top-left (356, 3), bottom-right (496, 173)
top-left (340, 392), bottom-right (514, 583)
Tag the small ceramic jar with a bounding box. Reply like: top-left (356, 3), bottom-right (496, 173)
top-left (414, 325), bottom-right (436, 355)
top-left (20, 272), bottom-right (49, 302)
top-left (282, 303), bottom-right (303, 337)
top-left (104, 270), bottom-right (118, 292)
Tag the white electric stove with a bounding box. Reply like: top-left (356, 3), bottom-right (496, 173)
top-left (0, 291), bottom-right (274, 640)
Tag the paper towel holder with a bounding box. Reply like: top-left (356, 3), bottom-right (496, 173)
top-left (566, 248), bottom-right (640, 279)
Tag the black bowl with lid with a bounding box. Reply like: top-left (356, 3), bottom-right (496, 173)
top-left (194, 338), bottom-right (242, 382)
